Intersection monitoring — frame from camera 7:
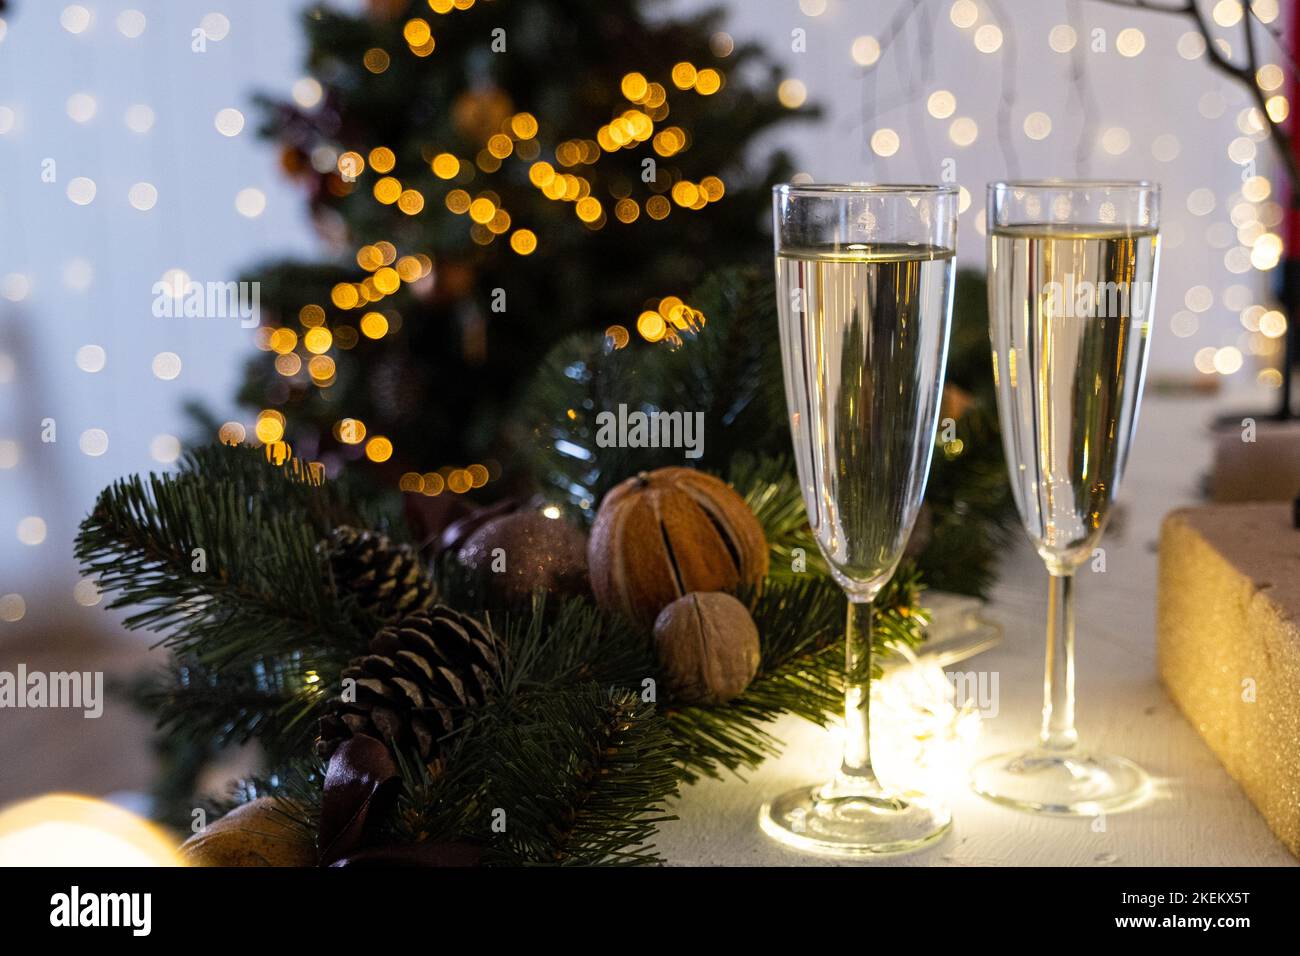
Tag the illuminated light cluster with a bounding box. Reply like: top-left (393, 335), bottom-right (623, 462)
top-left (333, 418), bottom-right (367, 445)
top-left (365, 436), bottom-right (393, 463)
top-left (403, 17), bottom-right (435, 57)
top-left (605, 324), bottom-right (631, 349)
top-left (777, 78), bottom-right (807, 109)
top-left (870, 128), bottom-right (900, 158)
top-left (1194, 346), bottom-right (1244, 375)
top-left (651, 126), bottom-right (689, 157)
top-left (398, 462), bottom-right (492, 496)
top-left (851, 35), bottom-right (881, 67)
top-left (635, 295), bottom-right (706, 344)
top-left (255, 409), bottom-right (286, 444)
top-left (427, 0), bottom-right (477, 13)
top-left (218, 421), bottom-right (247, 445)
top-left (596, 108), bottom-right (656, 153)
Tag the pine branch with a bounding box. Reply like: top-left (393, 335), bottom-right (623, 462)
top-left (75, 444), bottom-right (369, 669)
top-left (478, 685), bottom-right (679, 866)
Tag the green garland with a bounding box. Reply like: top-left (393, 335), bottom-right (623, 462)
top-left (78, 444), bottom-right (922, 864)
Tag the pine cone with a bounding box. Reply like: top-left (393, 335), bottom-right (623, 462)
top-left (323, 526), bottom-right (435, 622)
top-left (317, 607), bottom-right (501, 767)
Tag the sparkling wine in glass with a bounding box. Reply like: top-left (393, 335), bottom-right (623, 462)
top-left (760, 183), bottom-right (957, 855)
top-left (972, 180), bottom-right (1159, 814)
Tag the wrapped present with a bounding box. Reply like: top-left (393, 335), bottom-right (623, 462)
top-left (1157, 502), bottom-right (1300, 857)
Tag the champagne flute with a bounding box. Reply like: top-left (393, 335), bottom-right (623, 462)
top-left (760, 183), bottom-right (957, 855)
top-left (973, 180), bottom-right (1159, 814)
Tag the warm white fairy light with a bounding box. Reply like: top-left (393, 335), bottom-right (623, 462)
top-left (63, 258), bottom-right (93, 291)
top-left (1171, 311), bottom-right (1199, 337)
top-left (1227, 136), bottom-right (1257, 165)
top-left (128, 182), bottom-right (158, 211)
top-left (66, 177), bottom-right (96, 205)
top-left (1212, 0), bottom-right (1243, 27)
top-left (1048, 24), bottom-right (1076, 53)
top-left (1222, 284), bottom-right (1252, 311)
top-left (1260, 310), bottom-right (1287, 338)
top-left (851, 35), bottom-right (881, 67)
top-left (777, 79), bottom-right (807, 109)
top-left (152, 352), bottom-right (182, 381)
top-left (927, 90), bottom-right (956, 119)
top-left (799, 0), bottom-right (827, 16)
top-left (1023, 111), bottom-right (1051, 140)
top-left (1186, 188), bottom-right (1216, 216)
top-left (0, 440), bottom-right (18, 469)
top-left (1198, 91), bottom-right (1226, 119)
top-left (949, 116), bottom-right (978, 146)
top-left (1242, 176), bottom-right (1271, 202)
top-left (0, 106), bottom-right (14, 135)
top-left (75, 344), bottom-right (106, 373)
top-left (870, 645), bottom-right (983, 795)
top-left (124, 103), bottom-right (154, 133)
top-left (60, 5), bottom-right (92, 35)
top-left (0, 594), bottom-right (25, 623)
top-left (199, 12), bottom-right (231, 42)
top-left (150, 435), bottom-right (181, 464)
top-left (973, 24), bottom-right (1003, 53)
top-left (73, 578), bottom-right (102, 607)
top-left (870, 128), bottom-right (900, 157)
top-left (16, 516), bottom-right (47, 546)
top-left (79, 428), bottom-right (109, 457)
top-left (292, 77), bottom-right (323, 108)
top-left (1100, 126), bottom-right (1130, 155)
top-left (1151, 133), bottom-right (1180, 162)
top-left (949, 0), bottom-right (978, 30)
top-left (1116, 28), bottom-right (1145, 57)
top-left (66, 92), bottom-right (97, 123)
top-left (116, 9), bottom-right (146, 38)
top-left (214, 107), bottom-right (245, 137)
top-left (1213, 347), bottom-right (1244, 374)
top-left (1177, 31), bottom-right (1206, 59)
top-left (235, 187), bottom-right (267, 218)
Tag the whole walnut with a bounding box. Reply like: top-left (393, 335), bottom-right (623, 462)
top-left (653, 592), bottom-right (761, 705)
top-left (589, 468), bottom-right (768, 627)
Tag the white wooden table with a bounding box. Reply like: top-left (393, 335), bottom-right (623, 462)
top-left (656, 394), bottom-right (1299, 866)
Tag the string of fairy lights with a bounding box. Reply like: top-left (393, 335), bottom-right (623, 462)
top-left (827, 0), bottom-right (1289, 386)
top-left (239, 4), bottom-right (729, 497)
top-left (0, 0), bottom-right (1294, 623)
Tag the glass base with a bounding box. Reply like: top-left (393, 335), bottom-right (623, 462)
top-left (971, 748), bottom-right (1150, 815)
top-left (759, 777), bottom-right (952, 857)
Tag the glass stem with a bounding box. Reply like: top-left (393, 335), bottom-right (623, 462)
top-left (840, 598), bottom-right (879, 782)
top-left (1040, 569), bottom-right (1078, 751)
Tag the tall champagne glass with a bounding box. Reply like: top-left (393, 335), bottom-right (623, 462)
top-left (760, 184), bottom-right (957, 855)
top-left (973, 180), bottom-right (1159, 814)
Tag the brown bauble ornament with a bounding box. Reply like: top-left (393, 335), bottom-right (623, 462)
top-left (653, 592), bottom-right (761, 704)
top-left (589, 468), bottom-right (768, 626)
top-left (180, 798), bottom-right (316, 867)
top-left (457, 510), bottom-right (589, 605)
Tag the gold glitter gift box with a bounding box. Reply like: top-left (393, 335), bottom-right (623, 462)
top-left (1158, 503), bottom-right (1300, 857)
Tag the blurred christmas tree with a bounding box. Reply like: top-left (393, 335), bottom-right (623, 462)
top-left (231, 0), bottom-right (811, 517)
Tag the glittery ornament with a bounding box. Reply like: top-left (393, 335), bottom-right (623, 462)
top-left (457, 510), bottom-right (588, 605)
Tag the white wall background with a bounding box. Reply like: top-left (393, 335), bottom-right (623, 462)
top-left (0, 0), bottom-right (1285, 637)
